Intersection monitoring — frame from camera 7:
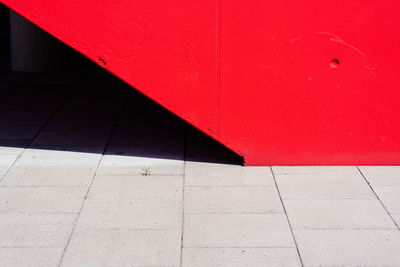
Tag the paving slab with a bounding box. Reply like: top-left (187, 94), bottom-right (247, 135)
top-left (77, 175), bottom-right (182, 229)
top-left (0, 105), bottom-right (65, 126)
top-left (0, 186), bottom-right (87, 213)
top-left (77, 199), bottom-right (182, 230)
top-left (185, 162), bottom-right (274, 187)
top-left (0, 247), bottom-right (63, 267)
top-left (0, 125), bottom-right (39, 140)
top-left (0, 154), bottom-right (18, 176)
top-left (184, 186), bottom-right (283, 214)
top-left (0, 166), bottom-right (96, 187)
top-left (272, 166), bottom-right (361, 176)
top-left (182, 247), bottom-right (301, 267)
top-left (106, 135), bottom-right (184, 150)
top-left (183, 213), bottom-right (294, 248)
top-left (273, 167), bottom-right (373, 199)
top-left (0, 213), bottom-right (76, 247)
top-left (294, 229), bottom-right (400, 266)
top-left (42, 120), bottom-right (114, 132)
top-left (392, 214), bottom-right (400, 226)
top-left (0, 145), bottom-right (25, 155)
top-left (97, 155), bottom-right (184, 176)
top-left (31, 131), bottom-right (110, 147)
top-left (373, 186), bottom-right (400, 213)
top-left (15, 149), bottom-right (102, 167)
top-left (29, 145), bottom-right (105, 154)
top-left (284, 198), bottom-right (396, 230)
top-left (61, 229), bottom-right (181, 266)
top-left (359, 166), bottom-right (400, 186)
top-left (0, 166), bottom-right (9, 177)
top-left (86, 175), bottom-right (182, 201)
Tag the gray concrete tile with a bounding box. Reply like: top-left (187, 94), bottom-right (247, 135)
top-left (0, 166), bottom-right (9, 178)
top-left (0, 154), bottom-right (18, 164)
top-left (31, 131), bottom-right (109, 147)
top-left (273, 166), bottom-right (360, 176)
top-left (182, 247), bottom-right (301, 267)
top-left (87, 175), bottom-right (182, 201)
top-left (77, 175), bottom-right (182, 229)
top-left (183, 214), bottom-right (294, 248)
top-left (273, 167), bottom-right (373, 199)
top-left (0, 187), bottom-right (87, 213)
top-left (0, 213), bottom-right (76, 247)
top-left (373, 186), bottom-right (400, 213)
top-left (392, 214), bottom-right (400, 226)
top-left (0, 154), bottom-right (18, 176)
top-left (284, 199), bottom-right (396, 230)
top-left (0, 247), bottom-right (63, 267)
top-left (359, 166), bottom-right (400, 186)
top-left (29, 145), bottom-right (105, 154)
top-left (106, 137), bottom-right (184, 158)
top-left (15, 149), bottom-right (101, 167)
top-left (1, 166), bottom-right (96, 187)
top-left (77, 199), bottom-right (182, 230)
top-left (0, 109), bottom-right (57, 126)
top-left (61, 229), bottom-right (181, 266)
top-left (42, 120), bottom-right (113, 133)
top-left (0, 137), bottom-right (31, 147)
top-left (0, 145), bottom-right (24, 155)
top-left (97, 155), bottom-right (184, 176)
top-left (0, 125), bottom-right (39, 140)
top-left (184, 186), bottom-right (283, 214)
top-left (185, 162), bottom-right (274, 187)
top-left (295, 230), bottom-right (400, 266)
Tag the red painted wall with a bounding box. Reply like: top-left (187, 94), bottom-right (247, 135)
top-left (3, 0), bottom-right (400, 165)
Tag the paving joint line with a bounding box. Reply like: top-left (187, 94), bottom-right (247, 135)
top-left (184, 212), bottom-right (284, 215)
top-left (0, 75), bottom-right (86, 183)
top-left (184, 185), bottom-right (276, 188)
top-left (0, 185), bottom-right (87, 188)
top-left (292, 228), bottom-right (398, 231)
top-left (95, 173), bottom-right (183, 177)
top-left (283, 197), bottom-right (375, 200)
top-left (179, 123), bottom-right (187, 267)
top-left (357, 166), bottom-right (400, 230)
top-left (57, 88), bottom-right (129, 267)
top-left (0, 212), bottom-right (79, 215)
top-left (1, 245), bottom-right (65, 249)
top-left (78, 228), bottom-right (181, 231)
top-left (183, 246), bottom-right (296, 249)
top-left (270, 166), bottom-right (304, 267)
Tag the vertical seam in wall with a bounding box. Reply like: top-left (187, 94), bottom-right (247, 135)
top-left (216, 0), bottom-right (221, 137)
top-left (357, 166), bottom-right (400, 230)
top-left (270, 167), bottom-right (304, 267)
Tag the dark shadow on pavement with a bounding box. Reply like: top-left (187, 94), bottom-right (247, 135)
top-left (0, 67), bottom-right (243, 165)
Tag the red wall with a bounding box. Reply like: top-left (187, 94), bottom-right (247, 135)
top-left (3, 0), bottom-right (400, 165)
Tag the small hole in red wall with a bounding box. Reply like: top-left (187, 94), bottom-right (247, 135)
top-left (330, 58), bottom-right (340, 68)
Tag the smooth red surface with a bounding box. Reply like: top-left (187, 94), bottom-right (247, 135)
top-left (3, 0), bottom-right (400, 165)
